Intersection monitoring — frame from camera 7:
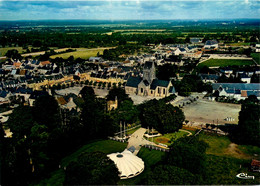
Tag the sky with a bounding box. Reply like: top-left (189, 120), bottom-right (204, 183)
top-left (0, 0), bottom-right (259, 20)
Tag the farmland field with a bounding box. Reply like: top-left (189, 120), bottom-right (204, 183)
top-left (251, 53), bottom-right (260, 65)
top-left (225, 42), bottom-right (250, 46)
top-left (198, 59), bottom-right (255, 68)
top-left (0, 47), bottom-right (25, 57)
top-left (50, 47), bottom-right (113, 59)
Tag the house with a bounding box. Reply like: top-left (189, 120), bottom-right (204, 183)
top-left (15, 87), bottom-right (33, 102)
top-left (220, 68), bottom-right (233, 77)
top-left (204, 40), bottom-right (218, 49)
top-left (199, 74), bottom-right (219, 83)
top-left (256, 44), bottom-right (260, 53)
top-left (125, 62), bottom-right (174, 97)
top-left (89, 57), bottom-right (103, 62)
top-left (107, 97), bottom-right (118, 111)
top-left (40, 61), bottom-right (51, 67)
top-left (212, 83), bottom-right (260, 100)
top-left (190, 38), bottom-right (202, 44)
top-left (239, 74), bottom-right (251, 83)
top-left (0, 90), bottom-right (10, 104)
top-left (250, 159), bottom-right (260, 172)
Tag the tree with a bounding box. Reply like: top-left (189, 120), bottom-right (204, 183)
top-left (235, 99), bottom-right (260, 146)
top-left (165, 136), bottom-right (208, 175)
top-left (138, 99), bottom-right (185, 134)
top-left (110, 100), bottom-right (138, 124)
top-left (106, 87), bottom-right (132, 107)
top-left (157, 63), bottom-right (177, 81)
top-left (33, 95), bottom-right (60, 132)
top-left (64, 152), bottom-right (119, 185)
top-left (145, 165), bottom-right (201, 185)
top-left (79, 86), bottom-right (95, 101)
top-left (8, 106), bottom-right (36, 141)
top-left (5, 49), bottom-right (22, 59)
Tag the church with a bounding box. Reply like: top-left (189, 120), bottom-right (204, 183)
top-left (125, 61), bottom-right (175, 97)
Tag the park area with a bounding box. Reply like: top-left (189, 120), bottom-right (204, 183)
top-left (198, 58), bottom-right (255, 68)
top-left (37, 133), bottom-right (260, 185)
top-left (37, 139), bottom-right (165, 185)
top-left (146, 130), bottom-right (190, 146)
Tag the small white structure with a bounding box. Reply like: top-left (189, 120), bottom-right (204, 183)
top-left (107, 149), bottom-right (144, 179)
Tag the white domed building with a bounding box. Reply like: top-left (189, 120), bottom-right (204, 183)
top-left (107, 149), bottom-right (144, 179)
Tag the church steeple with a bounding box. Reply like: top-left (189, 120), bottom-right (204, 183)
top-left (143, 61), bottom-right (155, 84)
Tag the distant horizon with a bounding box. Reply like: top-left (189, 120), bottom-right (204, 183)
top-left (0, 18), bottom-right (259, 22)
top-left (0, 0), bottom-right (259, 20)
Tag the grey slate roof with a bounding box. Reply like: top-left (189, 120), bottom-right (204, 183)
top-left (125, 77), bottom-right (142, 88)
top-left (151, 79), bottom-right (170, 90)
top-left (212, 83), bottom-right (260, 91)
top-left (0, 90), bottom-right (7, 98)
top-left (200, 74), bottom-right (220, 80)
top-left (169, 86), bottom-right (176, 94)
top-left (205, 40), bottom-right (218, 45)
top-left (247, 90), bottom-right (260, 97)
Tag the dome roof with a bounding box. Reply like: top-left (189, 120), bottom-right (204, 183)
top-left (107, 149), bottom-right (144, 179)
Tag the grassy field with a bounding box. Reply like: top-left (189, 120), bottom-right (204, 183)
top-left (251, 53), bottom-right (260, 65)
top-left (118, 148), bottom-right (165, 185)
top-left (206, 154), bottom-right (260, 185)
top-left (0, 47), bottom-right (25, 57)
top-left (148, 130), bottom-right (189, 146)
top-left (38, 140), bottom-right (127, 185)
top-left (50, 47), bottom-right (110, 59)
top-left (126, 126), bottom-right (141, 135)
top-left (198, 59), bottom-right (255, 68)
top-left (225, 42), bottom-right (250, 46)
top-left (199, 132), bottom-right (260, 160)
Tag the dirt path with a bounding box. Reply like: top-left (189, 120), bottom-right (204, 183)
top-left (224, 143), bottom-right (251, 159)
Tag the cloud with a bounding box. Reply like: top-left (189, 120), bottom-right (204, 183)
top-left (0, 0), bottom-right (259, 20)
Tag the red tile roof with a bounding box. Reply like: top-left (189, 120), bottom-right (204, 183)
top-left (251, 159), bottom-right (260, 167)
top-left (40, 61), bottom-right (51, 66)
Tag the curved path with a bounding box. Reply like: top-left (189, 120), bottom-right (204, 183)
top-left (179, 129), bottom-right (192, 136)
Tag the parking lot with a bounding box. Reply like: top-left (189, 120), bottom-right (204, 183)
top-left (182, 97), bottom-right (241, 126)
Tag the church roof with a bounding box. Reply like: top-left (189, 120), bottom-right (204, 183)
top-left (125, 76), bottom-right (142, 88)
top-left (151, 79), bottom-right (170, 89)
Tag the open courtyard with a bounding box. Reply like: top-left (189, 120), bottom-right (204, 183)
top-left (182, 97), bottom-right (241, 125)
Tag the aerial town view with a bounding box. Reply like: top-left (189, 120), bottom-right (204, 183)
top-left (0, 0), bottom-right (259, 185)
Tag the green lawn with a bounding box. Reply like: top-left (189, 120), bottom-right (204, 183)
top-left (199, 133), bottom-right (231, 156)
top-left (198, 59), bottom-right (255, 68)
top-left (251, 53), bottom-right (260, 65)
top-left (126, 126), bottom-right (141, 136)
top-left (50, 48), bottom-right (108, 59)
top-left (38, 140), bottom-right (127, 186)
top-left (147, 130), bottom-right (189, 146)
top-left (199, 133), bottom-right (260, 160)
top-left (118, 148), bottom-right (165, 185)
top-left (0, 47), bottom-right (25, 57)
